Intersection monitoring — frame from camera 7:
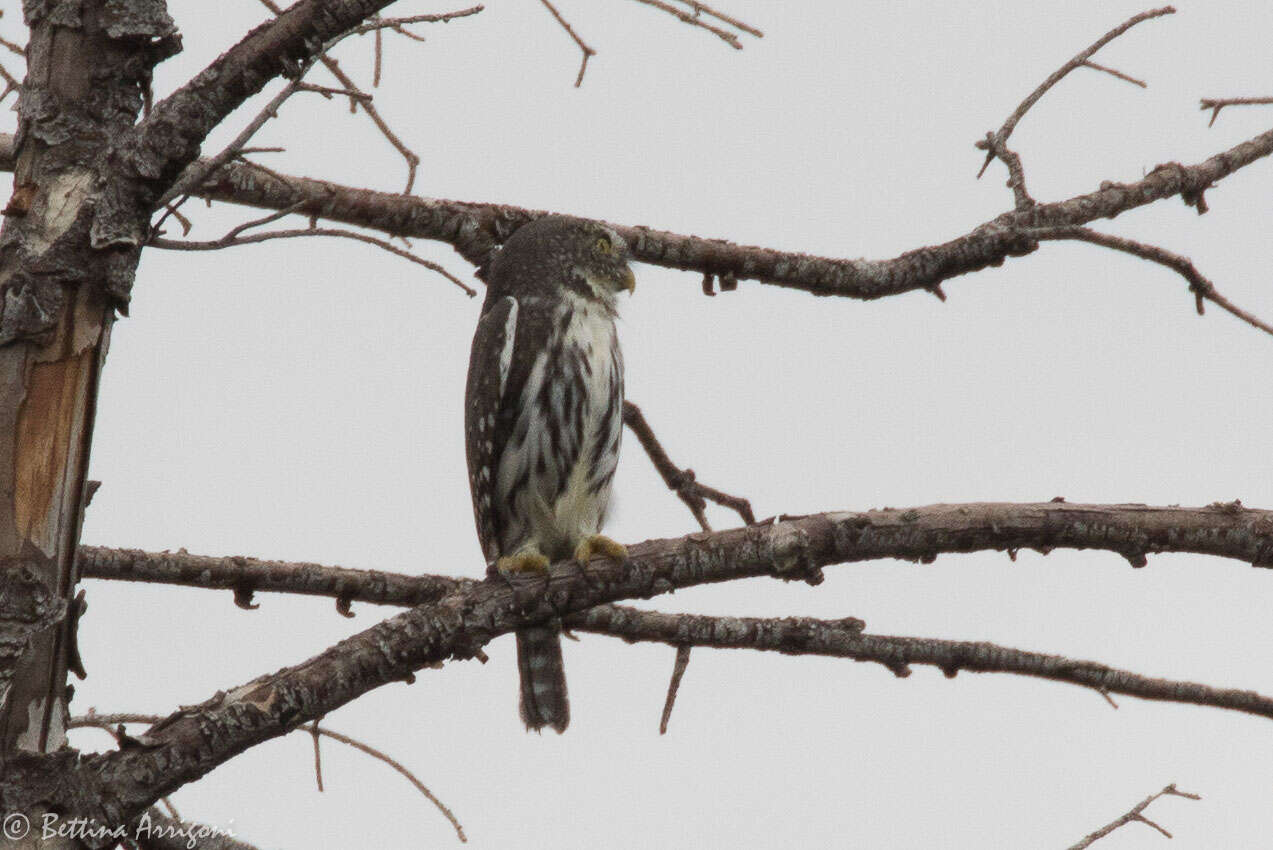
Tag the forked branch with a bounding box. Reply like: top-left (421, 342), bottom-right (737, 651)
top-left (1067, 784), bottom-right (1201, 849)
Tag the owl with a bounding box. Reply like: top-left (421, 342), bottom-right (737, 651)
top-left (465, 215), bottom-right (636, 732)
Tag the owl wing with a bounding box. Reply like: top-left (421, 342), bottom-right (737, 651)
top-left (464, 295), bottom-right (519, 565)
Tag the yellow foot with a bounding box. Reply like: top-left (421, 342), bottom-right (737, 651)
top-left (574, 534), bottom-right (627, 565)
top-left (496, 552), bottom-right (550, 574)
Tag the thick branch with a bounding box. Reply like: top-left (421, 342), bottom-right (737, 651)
top-left (75, 544), bottom-right (464, 609)
top-left (79, 502), bottom-right (1273, 610)
top-left (31, 501), bottom-right (1272, 833)
top-left (89, 129), bottom-right (1273, 299)
top-left (0, 123), bottom-right (1269, 302)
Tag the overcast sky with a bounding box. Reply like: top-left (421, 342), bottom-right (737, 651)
top-left (28, 0), bottom-right (1273, 846)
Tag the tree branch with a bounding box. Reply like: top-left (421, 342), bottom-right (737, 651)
top-left (622, 400), bottom-right (755, 531)
top-left (0, 102), bottom-right (1266, 309)
top-left (1024, 226), bottom-right (1273, 337)
top-left (1068, 783), bottom-right (1201, 849)
top-left (31, 500), bottom-right (1270, 833)
top-left (78, 501), bottom-right (1273, 610)
top-left (75, 544), bottom-right (465, 610)
top-left (567, 604), bottom-right (1273, 723)
top-left (122, 0), bottom-right (418, 205)
top-left (1199, 96), bottom-right (1273, 127)
top-left (71, 713), bottom-right (466, 843)
top-left (629, 0), bottom-right (748, 49)
top-left (538, 0), bottom-right (595, 88)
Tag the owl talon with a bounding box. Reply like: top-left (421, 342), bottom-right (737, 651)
top-left (574, 534), bottom-right (627, 565)
top-left (497, 552), bottom-right (551, 574)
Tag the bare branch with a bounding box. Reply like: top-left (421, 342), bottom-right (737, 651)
top-left (70, 713), bottom-right (467, 843)
top-left (1200, 96), bottom-right (1273, 127)
top-left (313, 725), bottom-right (466, 842)
top-left (76, 544), bottom-right (465, 607)
top-left (253, 0), bottom-right (437, 193)
top-left (669, 0), bottom-right (763, 38)
top-left (538, 0), bottom-right (596, 88)
top-left (149, 227), bottom-right (476, 296)
top-left (994, 7), bottom-right (1173, 149)
top-left (155, 47), bottom-right (328, 215)
top-left (622, 400), bottom-right (755, 530)
top-left (36, 501), bottom-right (1273, 826)
top-left (1080, 60), bottom-right (1146, 88)
top-left (0, 62), bottom-right (20, 104)
top-left (631, 0), bottom-right (744, 49)
top-left (118, 121), bottom-right (1273, 307)
top-left (976, 7), bottom-right (1174, 208)
top-left (1025, 226), bottom-right (1273, 338)
top-left (569, 605), bottom-right (1273, 723)
top-left (296, 82), bottom-right (375, 102)
top-left (1068, 784), bottom-right (1201, 849)
top-left (128, 0), bottom-right (437, 207)
top-left (658, 645), bottom-right (692, 734)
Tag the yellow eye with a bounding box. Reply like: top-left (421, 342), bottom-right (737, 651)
top-left (594, 237), bottom-right (612, 255)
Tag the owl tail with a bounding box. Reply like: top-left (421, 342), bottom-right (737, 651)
top-left (516, 625), bottom-right (570, 733)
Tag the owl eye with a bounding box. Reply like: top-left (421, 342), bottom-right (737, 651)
top-left (594, 237), bottom-right (613, 255)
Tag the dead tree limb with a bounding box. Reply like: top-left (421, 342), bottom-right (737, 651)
top-left (0, 118), bottom-right (1254, 309)
top-left (567, 604), bottom-right (1273, 722)
top-left (1068, 783), bottom-right (1201, 849)
top-left (77, 502), bottom-right (1273, 611)
top-left (14, 500), bottom-right (1273, 836)
top-left (622, 400), bottom-right (755, 531)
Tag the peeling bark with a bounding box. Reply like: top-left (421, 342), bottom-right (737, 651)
top-left (0, 0), bottom-right (177, 768)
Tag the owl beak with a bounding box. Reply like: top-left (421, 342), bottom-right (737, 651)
top-left (620, 266), bottom-right (636, 294)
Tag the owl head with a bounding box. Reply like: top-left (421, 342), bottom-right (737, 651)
top-left (486, 215), bottom-right (636, 309)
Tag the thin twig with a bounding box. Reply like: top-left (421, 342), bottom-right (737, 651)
top-left (1067, 784), bottom-right (1201, 849)
top-left (69, 714), bottom-right (467, 844)
top-left (346, 7), bottom-right (483, 36)
top-left (1024, 226), bottom-right (1273, 338)
top-left (159, 796), bottom-right (181, 822)
top-left (539, 0), bottom-right (596, 87)
top-left (314, 725), bottom-right (467, 843)
top-left (622, 400), bottom-right (756, 530)
top-left (659, 645), bottom-right (692, 734)
top-left (1081, 60), bottom-right (1146, 88)
top-left (254, 0), bottom-right (437, 192)
top-left (996, 7), bottom-right (1173, 145)
top-left (0, 63), bottom-right (20, 103)
top-left (0, 34), bottom-right (23, 56)
top-left (1199, 96), bottom-right (1273, 127)
top-left (310, 721), bottom-right (324, 792)
top-left (669, 0), bottom-right (762, 38)
top-left (149, 227), bottom-right (476, 296)
top-left (976, 6), bottom-right (1174, 208)
top-left (154, 49), bottom-right (326, 225)
top-left (631, 0), bottom-right (744, 48)
top-left (373, 17), bottom-right (383, 87)
top-left (297, 82), bottom-right (374, 102)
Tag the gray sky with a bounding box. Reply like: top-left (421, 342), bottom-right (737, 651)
top-left (37, 0), bottom-right (1273, 846)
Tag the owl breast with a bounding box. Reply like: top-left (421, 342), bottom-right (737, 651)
top-left (495, 292), bottom-right (624, 561)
